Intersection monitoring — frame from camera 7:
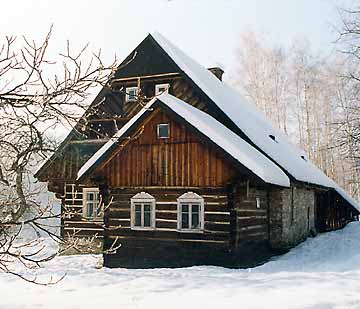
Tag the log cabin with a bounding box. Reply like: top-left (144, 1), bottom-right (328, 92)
top-left (35, 32), bottom-right (360, 268)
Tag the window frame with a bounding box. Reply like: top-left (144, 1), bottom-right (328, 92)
top-left (82, 188), bottom-right (102, 220)
top-left (177, 192), bottom-right (204, 233)
top-left (157, 123), bottom-right (170, 139)
top-left (125, 86), bottom-right (138, 102)
top-left (155, 83), bottom-right (170, 96)
top-left (130, 192), bottom-right (156, 230)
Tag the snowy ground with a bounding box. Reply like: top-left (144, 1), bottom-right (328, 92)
top-left (2, 223), bottom-right (360, 309)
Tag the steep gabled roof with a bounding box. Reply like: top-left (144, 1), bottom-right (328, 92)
top-left (149, 32), bottom-right (360, 211)
top-left (77, 94), bottom-right (290, 188)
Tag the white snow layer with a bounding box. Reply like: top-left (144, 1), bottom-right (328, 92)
top-left (2, 222), bottom-right (360, 308)
top-left (151, 31), bottom-right (360, 211)
top-left (78, 94), bottom-right (290, 187)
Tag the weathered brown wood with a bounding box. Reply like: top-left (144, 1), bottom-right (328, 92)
top-left (97, 109), bottom-right (237, 188)
top-left (107, 228), bottom-right (228, 241)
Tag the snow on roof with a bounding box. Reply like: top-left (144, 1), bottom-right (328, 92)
top-left (78, 94), bottom-right (290, 187)
top-left (151, 32), bottom-right (360, 211)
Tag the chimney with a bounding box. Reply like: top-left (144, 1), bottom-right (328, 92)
top-left (208, 67), bottom-right (224, 81)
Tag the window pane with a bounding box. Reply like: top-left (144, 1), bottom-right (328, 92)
top-left (158, 124), bottom-right (169, 138)
top-left (87, 192), bottom-right (93, 201)
top-left (181, 213), bottom-right (189, 229)
top-left (87, 203), bottom-right (94, 218)
top-left (192, 204), bottom-right (200, 229)
top-left (143, 204), bottom-right (151, 227)
top-left (192, 204), bottom-right (199, 214)
top-left (181, 204), bottom-right (189, 229)
top-left (192, 212), bottom-right (200, 229)
top-left (129, 89), bottom-right (136, 100)
top-left (182, 204), bottom-right (189, 213)
top-left (135, 204), bottom-right (141, 226)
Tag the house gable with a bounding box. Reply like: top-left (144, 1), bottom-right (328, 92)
top-left (78, 95), bottom-right (290, 187)
top-left (114, 34), bottom-right (180, 79)
top-left (91, 106), bottom-right (239, 188)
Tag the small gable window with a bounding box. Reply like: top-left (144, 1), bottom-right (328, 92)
top-left (126, 87), bottom-right (138, 102)
top-left (83, 188), bottom-right (102, 220)
top-left (177, 192), bottom-right (204, 232)
top-left (130, 192), bottom-right (156, 230)
top-left (157, 123), bottom-right (170, 139)
top-left (155, 83), bottom-right (170, 96)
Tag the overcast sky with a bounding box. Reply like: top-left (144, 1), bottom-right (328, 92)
top-left (0, 0), bottom-right (353, 76)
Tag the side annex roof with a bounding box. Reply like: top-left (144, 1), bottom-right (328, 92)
top-left (77, 93), bottom-right (290, 188)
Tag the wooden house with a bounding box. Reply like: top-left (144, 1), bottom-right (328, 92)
top-left (35, 32), bottom-right (360, 268)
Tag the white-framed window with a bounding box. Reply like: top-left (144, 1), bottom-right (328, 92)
top-left (130, 192), bottom-right (156, 230)
top-left (157, 123), bottom-right (170, 139)
top-left (125, 87), bottom-right (138, 102)
top-left (155, 83), bottom-right (170, 96)
top-left (177, 192), bottom-right (204, 232)
top-left (83, 188), bottom-right (102, 220)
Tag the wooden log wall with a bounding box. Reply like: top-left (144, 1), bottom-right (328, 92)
top-left (233, 182), bottom-right (269, 246)
top-left (62, 183), bottom-right (104, 239)
top-left (104, 188), bottom-right (230, 255)
top-left (100, 109), bottom-right (237, 188)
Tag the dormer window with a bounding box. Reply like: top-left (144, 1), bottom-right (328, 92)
top-left (155, 83), bottom-right (170, 96)
top-left (126, 87), bottom-right (138, 102)
top-left (157, 123), bottom-right (170, 139)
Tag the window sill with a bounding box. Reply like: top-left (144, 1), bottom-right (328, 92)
top-left (131, 227), bottom-right (156, 231)
top-left (83, 217), bottom-right (103, 222)
top-left (177, 229), bottom-right (204, 234)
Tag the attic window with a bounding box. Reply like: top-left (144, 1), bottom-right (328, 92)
top-left (155, 83), bottom-right (170, 96)
top-left (157, 123), bottom-right (170, 139)
top-left (269, 134), bottom-right (277, 143)
top-left (126, 87), bottom-right (138, 102)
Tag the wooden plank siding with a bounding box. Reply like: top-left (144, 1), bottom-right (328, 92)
top-left (98, 109), bottom-right (236, 188)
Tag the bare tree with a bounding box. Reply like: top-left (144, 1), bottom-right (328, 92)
top-left (0, 26), bottom-right (117, 283)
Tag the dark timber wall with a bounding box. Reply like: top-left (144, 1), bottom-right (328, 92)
top-left (103, 187), bottom-right (233, 268)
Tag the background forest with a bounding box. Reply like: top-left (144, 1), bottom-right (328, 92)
top-left (232, 9), bottom-right (360, 200)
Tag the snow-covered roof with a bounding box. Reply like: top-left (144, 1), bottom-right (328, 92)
top-left (78, 94), bottom-right (290, 187)
top-left (151, 32), bottom-right (360, 212)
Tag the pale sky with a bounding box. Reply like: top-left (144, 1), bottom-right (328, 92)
top-left (0, 0), bottom-right (352, 77)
